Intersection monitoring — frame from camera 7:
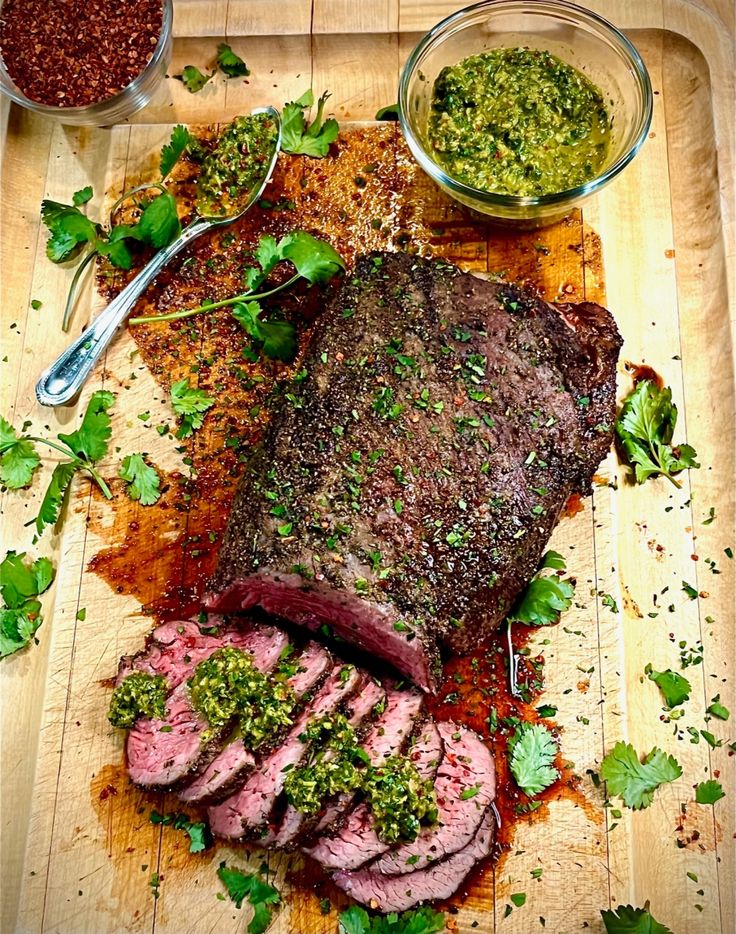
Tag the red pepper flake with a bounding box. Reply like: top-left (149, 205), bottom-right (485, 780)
top-left (0, 0), bottom-right (163, 108)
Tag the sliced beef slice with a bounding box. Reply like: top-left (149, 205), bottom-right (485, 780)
top-left (307, 684), bottom-right (424, 841)
top-left (117, 617), bottom-right (285, 689)
top-left (178, 641), bottom-right (332, 804)
top-left (305, 704), bottom-right (441, 872)
top-left (333, 805), bottom-right (496, 913)
top-left (208, 664), bottom-right (363, 839)
top-left (371, 721), bottom-right (495, 874)
top-left (127, 682), bottom-right (209, 787)
top-left (206, 251), bottom-right (621, 689)
top-left (126, 623), bottom-right (290, 788)
top-left (271, 677), bottom-right (387, 848)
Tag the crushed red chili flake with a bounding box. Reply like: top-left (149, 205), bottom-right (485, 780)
top-left (0, 0), bottom-right (163, 108)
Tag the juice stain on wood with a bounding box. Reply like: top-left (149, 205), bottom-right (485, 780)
top-left (87, 125), bottom-right (606, 920)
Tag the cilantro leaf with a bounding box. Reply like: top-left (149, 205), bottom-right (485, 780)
top-left (616, 380), bottom-right (699, 487)
top-left (375, 104), bottom-right (400, 121)
top-left (600, 742), bottom-right (682, 809)
top-left (34, 461), bottom-right (78, 535)
top-left (281, 89), bottom-right (339, 157)
top-left (136, 192), bottom-right (181, 249)
top-left (707, 695), bottom-right (730, 720)
top-left (694, 779), bottom-right (725, 805)
top-left (72, 186), bottom-right (93, 206)
top-left (508, 551), bottom-right (575, 626)
top-left (217, 43), bottom-right (250, 78)
top-left (232, 301), bottom-right (297, 363)
top-left (57, 390), bottom-right (115, 462)
top-left (645, 664), bottom-right (691, 708)
top-left (170, 379), bottom-right (214, 438)
top-left (601, 903), bottom-right (673, 934)
top-left (149, 810), bottom-right (212, 852)
top-left (338, 905), bottom-right (446, 934)
top-left (217, 863), bottom-right (281, 934)
top-left (339, 907), bottom-right (371, 934)
top-left (41, 199), bottom-right (99, 263)
top-left (119, 454), bottom-right (160, 506)
top-left (0, 416), bottom-right (41, 489)
top-left (160, 125), bottom-right (192, 180)
top-left (279, 231), bottom-right (346, 284)
top-left (509, 723), bottom-right (559, 796)
top-left (0, 552), bottom-right (54, 607)
top-left (0, 551), bottom-right (55, 659)
top-left (540, 550), bottom-right (566, 570)
top-left (96, 227), bottom-right (135, 270)
top-left (177, 65), bottom-right (213, 93)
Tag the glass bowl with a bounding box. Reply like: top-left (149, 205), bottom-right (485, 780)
top-left (398, 0), bottom-right (653, 226)
top-left (0, 0), bottom-right (172, 126)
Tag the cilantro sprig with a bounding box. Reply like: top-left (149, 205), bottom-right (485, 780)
top-left (217, 863), bottom-right (281, 934)
top-left (129, 231), bottom-right (344, 363)
top-left (600, 741), bottom-right (682, 809)
top-left (615, 380), bottom-right (699, 488)
top-left (338, 904), bottom-right (446, 934)
top-left (505, 550), bottom-right (575, 696)
top-left (508, 723), bottom-right (559, 797)
top-left (0, 551), bottom-right (55, 659)
top-left (508, 550), bottom-right (575, 626)
top-left (1, 391), bottom-right (116, 536)
top-left (601, 903), bottom-right (672, 934)
top-left (43, 126), bottom-right (190, 331)
top-left (281, 89), bottom-right (339, 157)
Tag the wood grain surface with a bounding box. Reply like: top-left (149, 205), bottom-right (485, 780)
top-left (1, 4), bottom-right (734, 934)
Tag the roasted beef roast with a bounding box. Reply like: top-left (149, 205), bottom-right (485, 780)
top-left (206, 251), bottom-right (621, 689)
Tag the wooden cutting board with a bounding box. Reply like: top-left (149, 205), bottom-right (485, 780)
top-left (1, 4), bottom-right (734, 934)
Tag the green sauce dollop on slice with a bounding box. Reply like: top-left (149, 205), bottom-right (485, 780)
top-left (188, 646), bottom-right (296, 748)
top-left (108, 671), bottom-right (168, 729)
top-left (428, 47), bottom-right (611, 197)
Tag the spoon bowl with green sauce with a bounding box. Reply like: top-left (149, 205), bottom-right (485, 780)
top-left (36, 107), bottom-right (281, 406)
top-left (398, 0), bottom-right (652, 226)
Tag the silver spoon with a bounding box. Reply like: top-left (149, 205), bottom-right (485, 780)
top-left (36, 106), bottom-right (282, 407)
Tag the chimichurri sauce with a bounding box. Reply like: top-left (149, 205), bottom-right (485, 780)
top-left (196, 112), bottom-right (279, 217)
top-left (428, 47), bottom-right (611, 197)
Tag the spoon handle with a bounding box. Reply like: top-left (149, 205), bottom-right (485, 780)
top-left (35, 216), bottom-right (213, 407)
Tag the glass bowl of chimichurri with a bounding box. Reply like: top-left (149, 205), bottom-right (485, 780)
top-left (398, 0), bottom-right (652, 226)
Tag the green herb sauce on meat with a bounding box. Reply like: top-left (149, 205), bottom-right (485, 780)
top-left (108, 671), bottom-right (168, 728)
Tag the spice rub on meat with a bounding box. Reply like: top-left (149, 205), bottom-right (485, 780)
top-left (207, 251), bottom-right (622, 689)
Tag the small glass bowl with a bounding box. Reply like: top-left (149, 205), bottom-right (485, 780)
top-left (0, 0), bottom-right (172, 126)
top-left (399, 0), bottom-right (653, 226)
